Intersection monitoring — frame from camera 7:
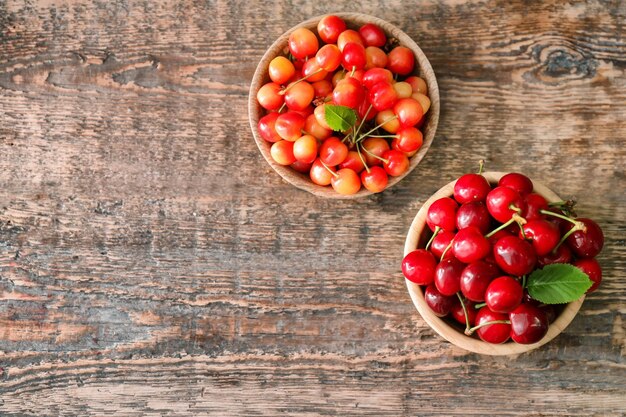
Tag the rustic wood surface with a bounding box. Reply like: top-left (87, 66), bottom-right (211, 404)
top-left (0, 0), bottom-right (624, 415)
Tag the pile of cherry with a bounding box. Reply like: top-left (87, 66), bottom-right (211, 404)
top-left (402, 168), bottom-right (604, 344)
top-left (256, 15), bottom-right (431, 195)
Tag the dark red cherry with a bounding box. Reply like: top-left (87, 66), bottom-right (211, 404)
top-left (460, 261), bottom-right (500, 302)
top-left (524, 193), bottom-right (549, 220)
top-left (521, 290), bottom-right (541, 307)
top-left (434, 257), bottom-right (465, 296)
top-left (565, 218), bottom-right (604, 258)
top-left (451, 298), bottom-right (477, 326)
top-left (453, 227), bottom-right (491, 263)
top-left (485, 276), bottom-right (523, 313)
top-left (493, 236), bottom-right (537, 276)
top-left (454, 173), bottom-right (491, 204)
top-left (486, 186), bottom-right (527, 223)
top-left (522, 219), bottom-right (560, 256)
top-left (474, 307), bottom-right (511, 344)
top-left (541, 305), bottom-right (557, 324)
top-left (509, 304), bottom-right (549, 344)
top-left (424, 284), bottom-right (455, 317)
top-left (573, 258), bottom-right (602, 293)
top-left (456, 202), bottom-right (491, 234)
top-left (426, 197), bottom-right (459, 232)
top-left (430, 230), bottom-right (455, 260)
top-left (498, 172), bottom-right (533, 196)
top-left (484, 229), bottom-right (515, 265)
top-left (402, 249), bottom-right (437, 285)
top-left (537, 244), bottom-right (572, 266)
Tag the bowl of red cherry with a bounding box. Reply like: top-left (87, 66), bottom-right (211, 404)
top-left (249, 13), bottom-right (439, 198)
top-left (402, 165), bottom-right (604, 355)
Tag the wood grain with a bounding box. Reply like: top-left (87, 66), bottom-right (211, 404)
top-left (0, 0), bottom-right (625, 415)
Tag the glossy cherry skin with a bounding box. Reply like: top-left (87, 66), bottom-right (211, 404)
top-left (454, 173), bottom-right (491, 204)
top-left (331, 168), bottom-right (361, 195)
top-left (426, 197), bottom-right (459, 232)
top-left (537, 244), bottom-right (572, 267)
top-left (498, 172), bottom-right (533, 196)
top-left (524, 193), bottom-right (549, 220)
top-left (369, 81), bottom-right (398, 111)
top-left (493, 236), bottom-right (537, 276)
top-left (317, 15), bottom-right (346, 44)
top-left (424, 284), bottom-right (455, 317)
top-left (451, 298), bottom-right (477, 326)
top-left (460, 261), bottom-right (500, 302)
top-left (475, 307), bottom-right (511, 344)
top-left (387, 46), bottom-right (414, 75)
top-left (382, 150), bottom-right (409, 177)
top-left (362, 68), bottom-right (393, 90)
top-left (573, 258), bottom-right (602, 293)
top-left (484, 229), bottom-right (514, 265)
top-left (319, 137), bottom-right (348, 166)
top-left (332, 77), bottom-right (365, 109)
top-left (453, 226), bottom-right (491, 263)
top-left (358, 23), bottom-right (387, 47)
top-left (486, 186), bottom-right (527, 223)
top-left (485, 276), bottom-right (523, 313)
top-left (360, 166), bottom-right (388, 193)
top-left (509, 304), bottom-right (549, 344)
top-left (434, 257), bottom-right (466, 296)
top-left (402, 249), bottom-right (437, 285)
top-left (430, 230), bottom-right (455, 260)
top-left (565, 218), bottom-right (604, 258)
top-left (522, 219), bottom-right (560, 256)
top-left (341, 42), bottom-right (367, 71)
top-left (257, 112), bottom-right (282, 143)
top-left (456, 202), bottom-right (492, 234)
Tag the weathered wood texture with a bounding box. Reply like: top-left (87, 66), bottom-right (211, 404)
top-left (0, 0), bottom-right (624, 415)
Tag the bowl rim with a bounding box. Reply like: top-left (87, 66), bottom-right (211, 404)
top-left (248, 12), bottom-right (440, 199)
top-left (403, 171), bottom-right (585, 355)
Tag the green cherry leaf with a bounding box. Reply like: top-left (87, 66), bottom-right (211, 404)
top-left (526, 263), bottom-right (593, 304)
top-left (324, 104), bottom-right (357, 132)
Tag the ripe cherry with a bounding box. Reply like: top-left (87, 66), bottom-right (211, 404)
top-left (485, 276), bottom-right (523, 313)
top-left (293, 135), bottom-right (318, 164)
top-left (509, 304), bottom-right (549, 344)
top-left (301, 59), bottom-right (328, 82)
top-left (375, 109), bottom-right (400, 133)
top-left (358, 23), bottom-right (387, 47)
top-left (317, 15), bottom-right (346, 44)
top-left (275, 112), bottom-right (306, 141)
top-left (393, 98), bottom-right (423, 127)
top-left (290, 160), bottom-right (312, 173)
top-left (460, 261), bottom-right (500, 302)
top-left (434, 257), bottom-right (465, 296)
top-left (315, 44), bottom-right (342, 72)
top-left (369, 81), bottom-right (398, 111)
top-left (288, 27), bottom-right (319, 59)
top-left (573, 258), bottom-right (602, 293)
top-left (361, 137), bottom-right (390, 167)
top-left (257, 112), bottom-right (282, 143)
top-left (268, 56), bottom-right (296, 84)
top-left (304, 114), bottom-right (331, 140)
top-left (405, 76), bottom-right (427, 95)
top-left (402, 249), bottom-right (437, 285)
top-left (320, 137), bottom-right (349, 166)
top-left (387, 46), bottom-right (414, 75)
top-left (341, 42), bottom-right (367, 71)
top-left (333, 77), bottom-right (365, 109)
top-left (257, 82), bottom-right (284, 110)
top-left (424, 284), bottom-right (455, 317)
top-left (284, 81), bottom-right (315, 111)
top-left (426, 197), bottom-right (458, 232)
top-left (524, 193), bottom-right (549, 220)
top-left (456, 202), bottom-right (492, 234)
top-left (309, 158), bottom-right (335, 186)
top-left (486, 186), bottom-right (527, 223)
top-left (451, 298), bottom-right (477, 327)
top-left (454, 173), bottom-right (491, 204)
top-left (493, 236), bottom-right (537, 276)
top-left (394, 127), bottom-right (423, 153)
top-left (537, 244), bottom-right (572, 266)
top-left (498, 172), bottom-right (533, 196)
top-left (339, 151), bottom-right (365, 173)
top-left (522, 219), bottom-right (560, 256)
top-left (362, 68), bottom-right (393, 89)
top-left (270, 140), bottom-right (296, 166)
top-left (365, 46), bottom-right (388, 69)
top-left (382, 150), bottom-right (409, 177)
top-left (430, 230), bottom-right (455, 260)
top-left (453, 226), bottom-right (491, 263)
top-left (331, 168), bottom-right (361, 195)
top-left (565, 218), bottom-right (604, 258)
top-left (393, 81), bottom-right (413, 98)
top-left (361, 166), bottom-right (388, 193)
top-left (474, 307), bottom-right (511, 344)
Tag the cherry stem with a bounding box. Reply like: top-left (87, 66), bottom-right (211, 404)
top-left (456, 292), bottom-right (471, 333)
top-left (424, 226), bottom-right (440, 251)
top-left (477, 159), bottom-right (485, 175)
top-left (278, 102), bottom-right (287, 113)
top-left (548, 200), bottom-right (576, 208)
top-left (521, 275), bottom-right (527, 289)
top-left (540, 209), bottom-right (579, 226)
top-left (365, 134), bottom-right (397, 138)
top-left (485, 212), bottom-right (525, 238)
top-left (279, 68), bottom-right (324, 95)
top-left (357, 115), bottom-right (398, 141)
top-left (320, 160), bottom-right (338, 178)
top-left (352, 104), bottom-right (373, 143)
top-left (361, 145), bottom-right (389, 164)
top-left (440, 240), bottom-right (454, 261)
top-left (552, 221), bottom-right (585, 253)
top-left (474, 302), bottom-right (487, 309)
top-left (356, 143), bottom-right (370, 174)
top-left (350, 66), bottom-right (356, 77)
top-left (465, 319), bottom-right (511, 336)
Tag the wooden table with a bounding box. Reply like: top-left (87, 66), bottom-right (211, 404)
top-left (0, 1), bottom-right (624, 415)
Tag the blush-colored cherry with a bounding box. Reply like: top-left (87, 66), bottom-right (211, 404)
top-left (434, 257), bottom-right (465, 296)
top-left (460, 261), bottom-right (501, 302)
top-left (573, 258), bottom-right (602, 293)
top-left (454, 173), bottom-right (491, 204)
top-left (493, 236), bottom-right (537, 277)
top-left (509, 304), bottom-right (549, 344)
top-left (498, 172), bottom-right (533, 196)
top-left (522, 219), bottom-right (560, 256)
top-left (486, 186), bottom-right (528, 223)
top-left (474, 307), bottom-right (511, 344)
top-left (402, 249), bottom-right (437, 285)
top-left (453, 226), bottom-right (491, 263)
top-left (485, 276), bottom-right (523, 313)
top-left (565, 218), bottom-right (604, 258)
top-left (456, 202), bottom-right (492, 234)
top-left (426, 197), bottom-right (459, 232)
top-left (424, 284), bottom-right (455, 317)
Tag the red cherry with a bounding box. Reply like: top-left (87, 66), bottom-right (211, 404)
top-left (453, 226), bottom-right (491, 263)
top-left (360, 166), bottom-right (388, 193)
top-left (339, 151), bottom-right (365, 173)
top-left (358, 23), bottom-right (387, 47)
top-left (474, 307), bottom-right (511, 344)
top-left (426, 197), bottom-right (458, 232)
top-left (317, 15), bottom-right (346, 44)
top-left (402, 249), bottom-right (437, 285)
top-left (316, 44), bottom-right (342, 72)
top-left (341, 42), bottom-right (367, 71)
top-left (537, 244), bottom-right (572, 267)
top-left (456, 202), bottom-right (492, 234)
top-left (430, 230), bottom-right (455, 260)
top-left (486, 186), bottom-right (527, 223)
top-left (454, 173), bottom-right (491, 204)
top-left (290, 160), bottom-right (312, 173)
top-left (522, 219), bottom-right (560, 256)
top-left (310, 158), bottom-right (335, 186)
top-left (451, 298), bottom-right (477, 326)
top-left (362, 68), bottom-right (393, 90)
top-left (460, 261), bottom-right (500, 302)
top-left (387, 46), bottom-right (414, 75)
top-left (369, 82), bottom-right (398, 111)
top-left (319, 137), bottom-right (348, 166)
top-left (434, 257), bottom-right (465, 296)
top-left (257, 112), bottom-right (282, 143)
top-left (493, 236), bottom-right (537, 276)
top-left (424, 284), bottom-right (455, 317)
top-left (498, 172), bottom-right (533, 196)
top-left (509, 304), bottom-right (549, 344)
top-left (332, 77), bottom-right (365, 109)
top-left (331, 168), bottom-right (361, 195)
top-left (394, 127), bottom-right (423, 153)
top-left (573, 258), bottom-right (602, 293)
top-left (524, 193), bottom-right (549, 220)
top-left (485, 276), bottom-right (523, 313)
top-left (382, 150), bottom-right (409, 177)
top-left (393, 98), bottom-right (423, 128)
top-left (565, 218), bottom-right (604, 258)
